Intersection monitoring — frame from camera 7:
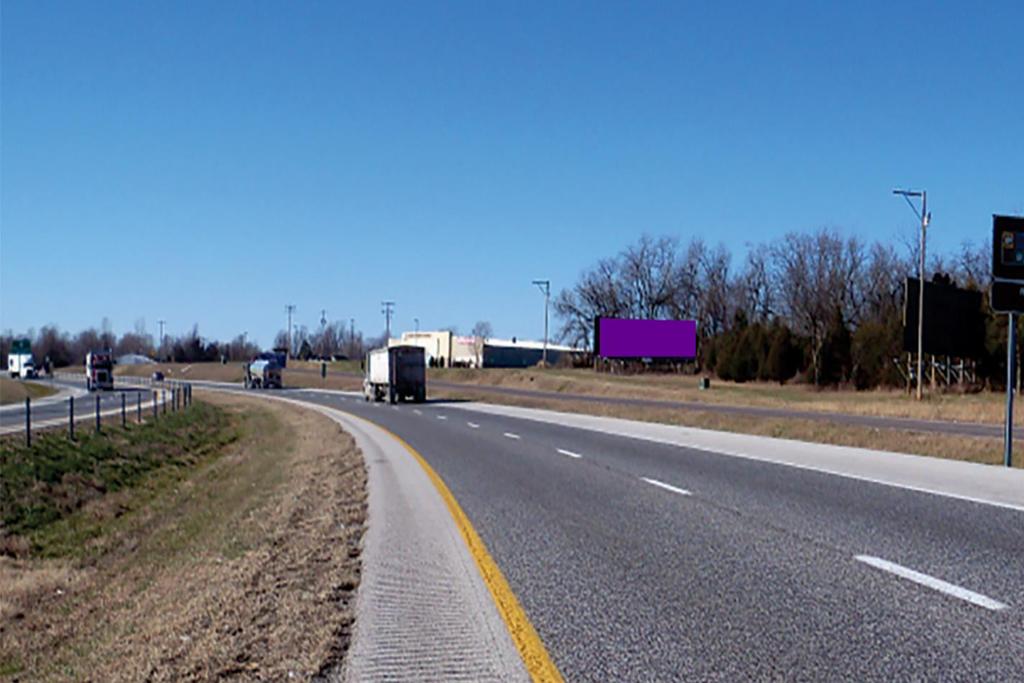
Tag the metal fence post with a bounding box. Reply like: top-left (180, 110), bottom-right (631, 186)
top-left (25, 397), bottom-right (31, 447)
top-left (162, 390), bottom-right (167, 415)
top-left (69, 396), bottom-right (75, 441)
top-left (137, 392), bottom-right (142, 422)
top-left (95, 394), bottom-right (101, 433)
top-left (121, 393), bottom-right (126, 428)
top-left (153, 391), bottom-right (158, 420)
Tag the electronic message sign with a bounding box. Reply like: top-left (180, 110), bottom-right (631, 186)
top-left (992, 215), bottom-right (1024, 313)
top-left (594, 318), bottom-right (697, 359)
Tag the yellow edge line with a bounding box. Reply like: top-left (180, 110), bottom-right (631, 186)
top-left (366, 418), bottom-right (564, 683)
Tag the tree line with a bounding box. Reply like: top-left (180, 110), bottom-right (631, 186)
top-left (0, 319), bottom-right (374, 368)
top-left (554, 229), bottom-right (1012, 389)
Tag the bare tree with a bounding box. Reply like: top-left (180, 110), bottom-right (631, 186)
top-left (471, 321), bottom-right (493, 367)
top-left (771, 228), bottom-right (865, 384)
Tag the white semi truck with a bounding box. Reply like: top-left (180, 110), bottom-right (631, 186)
top-left (85, 350), bottom-right (115, 391)
top-left (7, 338), bottom-right (37, 379)
top-left (364, 345), bottom-right (426, 403)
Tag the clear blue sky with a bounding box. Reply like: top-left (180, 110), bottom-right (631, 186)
top-left (2, 1), bottom-right (1022, 348)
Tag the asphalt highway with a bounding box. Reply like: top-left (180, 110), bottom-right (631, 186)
top-left (290, 367), bottom-right (1017, 440)
top-left (0, 378), bottom-right (173, 434)
top-left (276, 388), bottom-right (1024, 681)
top-left (9, 378), bottom-right (1022, 678)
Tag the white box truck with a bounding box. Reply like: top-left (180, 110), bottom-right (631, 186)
top-left (7, 339), bottom-right (37, 379)
top-left (364, 345), bottom-right (426, 403)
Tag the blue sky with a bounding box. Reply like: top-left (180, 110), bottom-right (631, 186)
top-left (2, 1), bottom-right (1022, 347)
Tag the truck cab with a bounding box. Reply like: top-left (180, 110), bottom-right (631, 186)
top-left (85, 351), bottom-right (115, 391)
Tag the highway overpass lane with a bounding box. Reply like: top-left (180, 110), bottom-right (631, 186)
top-left (235, 390), bottom-right (1024, 678)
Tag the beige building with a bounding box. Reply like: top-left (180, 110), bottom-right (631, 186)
top-left (389, 331), bottom-right (476, 367)
top-left (390, 330), bottom-right (580, 368)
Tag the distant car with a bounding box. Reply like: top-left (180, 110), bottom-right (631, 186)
top-left (152, 371), bottom-right (165, 381)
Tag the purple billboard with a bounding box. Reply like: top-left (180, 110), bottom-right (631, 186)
top-left (595, 318), bottom-right (697, 359)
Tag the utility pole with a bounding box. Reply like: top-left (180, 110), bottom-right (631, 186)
top-left (532, 279), bottom-right (551, 366)
top-left (350, 318), bottom-right (355, 358)
top-left (242, 331), bottom-right (248, 359)
top-left (285, 304), bottom-right (296, 358)
top-left (157, 319), bottom-right (166, 360)
top-left (414, 317), bottom-right (420, 333)
top-left (893, 189), bottom-right (930, 400)
top-left (382, 301), bottom-right (395, 341)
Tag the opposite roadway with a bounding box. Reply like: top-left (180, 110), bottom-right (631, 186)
top-left (8, 379), bottom-right (1024, 679)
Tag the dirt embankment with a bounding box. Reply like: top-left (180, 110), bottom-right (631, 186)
top-left (0, 392), bottom-right (367, 681)
top-left (0, 378), bottom-right (57, 406)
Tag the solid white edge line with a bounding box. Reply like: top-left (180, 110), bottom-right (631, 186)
top-left (446, 404), bottom-right (1024, 514)
top-left (855, 555), bottom-right (1009, 611)
top-left (641, 477), bottom-right (692, 496)
top-left (503, 432), bottom-right (521, 440)
top-left (556, 448), bottom-right (582, 459)
top-left (467, 422), bottom-right (480, 428)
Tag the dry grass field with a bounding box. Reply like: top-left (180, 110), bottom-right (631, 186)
top-left (0, 392), bottom-right (366, 681)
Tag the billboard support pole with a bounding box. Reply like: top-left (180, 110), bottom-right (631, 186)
top-left (1005, 313), bottom-right (1015, 468)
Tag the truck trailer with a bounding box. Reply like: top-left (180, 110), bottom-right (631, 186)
top-left (363, 345), bottom-right (426, 403)
top-left (243, 358), bottom-right (282, 389)
top-left (7, 338), bottom-right (37, 379)
top-left (85, 351), bottom-right (115, 391)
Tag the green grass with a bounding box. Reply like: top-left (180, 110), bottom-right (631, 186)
top-left (0, 401), bottom-right (238, 558)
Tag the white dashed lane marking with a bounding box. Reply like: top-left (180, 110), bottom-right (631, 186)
top-left (855, 555), bottom-right (1009, 611)
top-left (437, 415), bottom-right (447, 420)
top-left (556, 448), bottom-right (583, 459)
top-left (503, 432), bottom-right (521, 440)
top-left (641, 477), bottom-right (691, 496)
top-left (467, 422), bottom-right (480, 429)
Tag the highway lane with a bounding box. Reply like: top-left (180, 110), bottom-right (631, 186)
top-left (288, 367), bottom-right (1017, 440)
top-left (0, 378), bottom-right (173, 433)
top-left (271, 388), bottom-right (1024, 681)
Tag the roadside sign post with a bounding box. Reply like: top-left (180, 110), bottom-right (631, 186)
top-left (1006, 314), bottom-right (1016, 468)
top-left (991, 214), bottom-right (1024, 467)
top-left (69, 396), bottom-right (75, 441)
top-left (95, 394), bottom-right (101, 433)
top-left (25, 397), bottom-right (31, 447)
top-left (121, 393), bottom-right (127, 428)
top-left (137, 392), bottom-right (142, 422)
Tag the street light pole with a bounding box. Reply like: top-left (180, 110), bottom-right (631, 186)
top-left (414, 317), bottom-right (420, 333)
top-left (158, 319), bottom-right (166, 360)
top-left (382, 301), bottom-right (395, 341)
top-left (532, 280), bottom-right (551, 366)
top-left (893, 189), bottom-right (930, 401)
top-left (285, 304), bottom-right (296, 358)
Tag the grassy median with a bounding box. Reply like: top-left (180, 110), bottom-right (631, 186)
top-left (0, 377), bottom-right (57, 406)
top-left (0, 393), bottom-right (366, 681)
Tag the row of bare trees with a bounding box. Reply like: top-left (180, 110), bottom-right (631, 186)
top-left (0, 322), bottom-right (263, 368)
top-left (555, 230), bottom-right (993, 386)
top-left (272, 321), bottom-right (367, 360)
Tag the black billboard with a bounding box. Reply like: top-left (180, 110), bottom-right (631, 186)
top-left (903, 278), bottom-right (985, 358)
